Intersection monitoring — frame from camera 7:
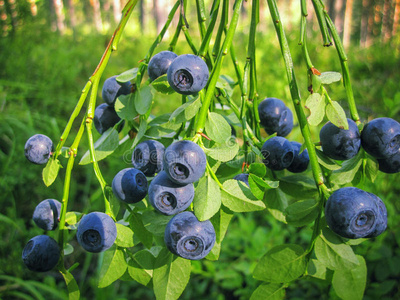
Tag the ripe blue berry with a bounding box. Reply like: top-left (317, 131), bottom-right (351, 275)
top-left (261, 136), bottom-right (294, 171)
top-left (287, 141), bottom-right (309, 173)
top-left (112, 168), bottom-right (148, 204)
top-left (325, 187), bottom-right (387, 239)
top-left (319, 118), bottom-right (361, 160)
top-left (148, 50), bottom-right (178, 81)
top-left (164, 211), bottom-right (216, 260)
top-left (233, 173), bottom-right (249, 186)
top-left (22, 235), bottom-right (60, 272)
top-left (24, 134), bottom-right (53, 165)
top-left (77, 212), bottom-right (117, 253)
top-left (361, 117), bottom-right (400, 159)
top-left (93, 103), bottom-right (122, 135)
top-left (258, 98), bottom-right (293, 137)
top-left (132, 140), bottom-right (165, 177)
top-left (101, 75), bottom-right (131, 106)
top-left (167, 54), bottom-right (209, 95)
top-left (163, 140), bottom-right (207, 185)
top-left (148, 171), bottom-right (194, 215)
top-left (377, 149), bottom-right (400, 173)
top-left (33, 199), bottom-right (62, 231)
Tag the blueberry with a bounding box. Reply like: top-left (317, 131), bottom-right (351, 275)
top-left (261, 136), bottom-right (294, 171)
top-left (361, 117), bottom-right (400, 159)
top-left (148, 171), bottom-right (194, 215)
top-left (76, 212), bottom-right (117, 253)
top-left (101, 75), bottom-right (131, 106)
top-left (132, 140), bottom-right (165, 177)
top-left (167, 54), bottom-right (209, 95)
top-left (112, 168), bottom-right (148, 204)
top-left (22, 235), bottom-right (60, 272)
top-left (33, 199), bottom-right (62, 231)
top-left (258, 98), bottom-right (294, 137)
top-left (24, 134), bottom-right (53, 165)
top-left (325, 187), bottom-right (387, 239)
top-left (287, 141), bottom-right (309, 173)
top-left (319, 118), bottom-right (361, 160)
top-left (164, 211), bottom-right (216, 260)
top-left (93, 103), bottom-right (122, 135)
top-left (148, 51), bottom-right (178, 81)
top-left (377, 149), bottom-right (400, 173)
top-left (163, 140), bottom-right (207, 185)
top-left (233, 173), bottom-right (249, 186)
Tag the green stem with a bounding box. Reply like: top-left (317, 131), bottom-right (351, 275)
top-left (311, 0), bottom-right (332, 46)
top-left (212, 0), bottom-right (228, 60)
top-left (196, 0), bottom-right (207, 39)
top-left (206, 161), bottom-right (223, 189)
top-left (194, 0), bottom-right (244, 137)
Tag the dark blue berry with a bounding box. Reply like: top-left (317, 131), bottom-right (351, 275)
top-left (132, 140), bottom-right (165, 177)
top-left (287, 141), bottom-right (309, 173)
top-left (101, 75), bottom-right (131, 106)
top-left (325, 187), bottom-right (387, 239)
top-left (112, 168), bottom-right (148, 204)
top-left (24, 134), bottom-right (53, 165)
top-left (261, 136), bottom-right (294, 171)
top-left (233, 173), bottom-right (249, 186)
top-left (377, 149), bottom-right (400, 173)
top-left (33, 199), bottom-right (62, 231)
top-left (93, 103), bottom-right (122, 135)
top-left (22, 235), bottom-right (60, 272)
top-left (164, 211), bottom-right (216, 260)
top-left (167, 54), bottom-right (209, 95)
top-left (77, 212), bottom-right (117, 253)
top-left (148, 51), bottom-right (178, 81)
top-left (148, 171), bottom-right (194, 215)
top-left (320, 118), bottom-right (361, 160)
top-left (163, 140), bottom-right (207, 185)
top-left (258, 98), bottom-right (293, 137)
top-left (361, 117), bottom-right (400, 159)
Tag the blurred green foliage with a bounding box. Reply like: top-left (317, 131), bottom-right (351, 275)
top-left (0, 12), bottom-right (399, 300)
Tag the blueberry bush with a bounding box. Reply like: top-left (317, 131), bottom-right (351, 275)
top-left (12, 0), bottom-right (400, 299)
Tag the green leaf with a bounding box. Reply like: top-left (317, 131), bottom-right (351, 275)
top-left (65, 211), bottom-right (83, 226)
top-left (263, 188), bottom-right (288, 223)
top-left (284, 199), bottom-right (319, 227)
top-left (42, 158), bottom-right (62, 187)
top-left (115, 93), bottom-right (137, 120)
top-left (316, 149), bottom-right (341, 170)
top-left (98, 246), bottom-right (127, 288)
top-left (146, 120), bottom-right (181, 138)
top-left (127, 249), bottom-right (156, 286)
top-left (129, 213), bottom-right (153, 249)
top-left (305, 93), bottom-right (326, 126)
top-left (216, 75), bottom-right (234, 97)
top-left (169, 97), bottom-right (201, 124)
top-left (332, 255), bottom-right (367, 300)
top-left (279, 175), bottom-right (318, 199)
top-left (253, 244), bottom-right (306, 283)
top-left (307, 259), bottom-right (328, 280)
top-left (116, 67), bottom-right (138, 83)
top-left (312, 74), bottom-right (322, 92)
top-left (115, 223), bottom-right (135, 248)
top-left (131, 120), bottom-right (148, 149)
top-left (60, 270), bottom-right (80, 300)
top-left (105, 186), bottom-right (120, 219)
top-left (330, 151), bottom-right (363, 185)
top-left (326, 101), bottom-right (349, 130)
top-left (193, 176), bottom-right (221, 221)
top-left (320, 72), bottom-right (342, 85)
top-left (364, 156), bottom-right (378, 183)
top-left (151, 74), bottom-right (175, 94)
top-left (135, 85), bottom-right (153, 115)
top-left (205, 112), bottom-right (232, 143)
top-left (206, 240), bottom-right (221, 261)
top-left (250, 283), bottom-right (285, 300)
top-left (221, 179), bottom-right (266, 212)
top-left (64, 243), bottom-right (74, 256)
top-left (79, 128), bottom-right (119, 165)
top-left (248, 163), bottom-right (267, 177)
top-left (204, 142), bottom-right (239, 162)
top-left (142, 211), bottom-right (173, 236)
top-left (153, 248), bottom-right (191, 300)
top-left (248, 174), bottom-right (279, 200)
top-left (210, 205), bottom-right (234, 243)
top-left (315, 228), bottom-right (360, 270)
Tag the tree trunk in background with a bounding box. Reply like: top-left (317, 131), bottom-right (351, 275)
top-left (28, 0), bottom-right (38, 16)
top-left (90, 0), bottom-right (103, 32)
top-left (381, 0), bottom-right (393, 42)
top-left (139, 0), bottom-right (144, 33)
top-left (52, 0), bottom-right (65, 34)
top-left (334, 0), bottom-right (346, 38)
top-left (0, 0), bottom-right (8, 36)
top-left (68, 0), bottom-right (76, 30)
top-left (361, 0), bottom-right (373, 47)
top-left (113, 0), bottom-right (121, 24)
top-left (343, 0), bottom-right (354, 47)
top-left (394, 0), bottom-right (400, 37)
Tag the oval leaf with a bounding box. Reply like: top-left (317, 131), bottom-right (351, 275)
top-left (326, 101), bottom-right (348, 130)
top-left (115, 223), bottom-right (135, 248)
top-left (250, 283), bottom-right (285, 300)
top-left (135, 85), bottom-right (153, 115)
top-left (42, 158), bottom-right (62, 187)
top-left (193, 176), bottom-right (221, 221)
top-left (305, 93), bottom-right (326, 127)
top-left (98, 245), bottom-right (127, 288)
top-left (151, 74), bottom-right (175, 94)
top-left (320, 72), bottom-right (342, 85)
top-left (205, 112), bottom-right (232, 143)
